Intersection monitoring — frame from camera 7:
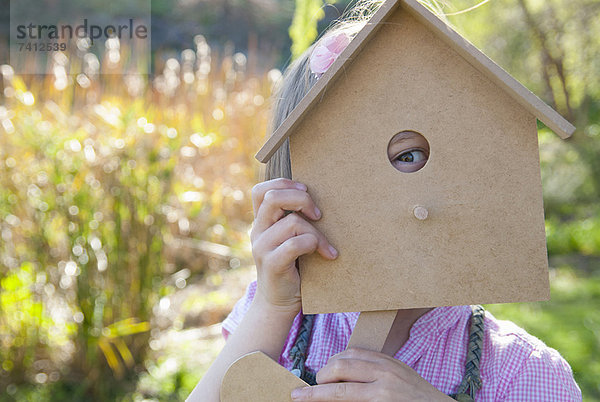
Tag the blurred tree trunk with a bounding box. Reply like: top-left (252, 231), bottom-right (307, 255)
top-left (518, 0), bottom-right (600, 202)
top-left (516, 0), bottom-right (573, 121)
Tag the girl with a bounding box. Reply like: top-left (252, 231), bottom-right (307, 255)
top-left (189, 1), bottom-right (581, 400)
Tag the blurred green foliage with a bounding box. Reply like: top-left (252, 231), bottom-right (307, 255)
top-left (0, 35), bottom-right (270, 399)
top-left (289, 0), bottom-right (335, 59)
top-left (486, 263), bottom-right (600, 400)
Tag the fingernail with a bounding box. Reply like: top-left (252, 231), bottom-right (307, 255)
top-left (295, 182), bottom-right (307, 191)
top-left (314, 207), bottom-right (321, 218)
top-left (291, 388), bottom-right (305, 399)
top-left (329, 245), bottom-right (338, 258)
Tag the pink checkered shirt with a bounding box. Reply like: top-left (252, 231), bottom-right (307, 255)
top-left (222, 281), bottom-right (582, 401)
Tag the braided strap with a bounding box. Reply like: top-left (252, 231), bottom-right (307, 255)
top-left (290, 314), bottom-right (317, 385)
top-left (451, 305), bottom-right (485, 401)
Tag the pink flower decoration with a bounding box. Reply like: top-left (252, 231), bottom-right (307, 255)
top-left (309, 32), bottom-right (351, 76)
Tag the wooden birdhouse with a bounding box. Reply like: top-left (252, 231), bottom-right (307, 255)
top-left (220, 1), bottom-right (575, 399)
top-left (255, 0), bottom-right (574, 315)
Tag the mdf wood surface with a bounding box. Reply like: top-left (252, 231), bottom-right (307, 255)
top-left (290, 8), bottom-right (550, 314)
top-left (255, 0), bottom-right (403, 163)
top-left (221, 352), bottom-right (308, 402)
top-left (347, 310), bottom-right (398, 351)
top-left (256, 0), bottom-right (573, 163)
top-left (401, 0), bottom-right (574, 139)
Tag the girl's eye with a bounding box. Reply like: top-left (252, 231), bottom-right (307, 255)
top-left (387, 131), bottom-right (430, 173)
top-left (395, 150), bottom-right (426, 163)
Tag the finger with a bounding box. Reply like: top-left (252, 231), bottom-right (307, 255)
top-left (251, 178), bottom-right (307, 216)
top-left (261, 233), bottom-right (321, 274)
top-left (259, 213), bottom-right (337, 260)
top-left (253, 188), bottom-right (321, 236)
top-left (316, 357), bottom-right (383, 385)
top-left (291, 383), bottom-right (372, 401)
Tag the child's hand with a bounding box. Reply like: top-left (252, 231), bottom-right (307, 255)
top-left (250, 178), bottom-right (338, 314)
top-left (291, 348), bottom-right (453, 401)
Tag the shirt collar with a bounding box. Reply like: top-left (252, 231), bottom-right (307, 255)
top-left (342, 305), bottom-right (471, 365)
top-left (409, 305), bottom-right (471, 338)
top-left (344, 305), bottom-right (470, 337)
top-left (396, 305), bottom-right (471, 365)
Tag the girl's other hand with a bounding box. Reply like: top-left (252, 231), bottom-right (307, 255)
top-left (250, 178), bottom-right (338, 314)
top-left (291, 348), bottom-right (453, 401)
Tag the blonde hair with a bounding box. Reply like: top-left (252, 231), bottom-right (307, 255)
top-left (264, 0), bottom-right (445, 180)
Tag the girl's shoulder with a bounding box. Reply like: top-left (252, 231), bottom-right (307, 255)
top-left (480, 310), bottom-right (582, 401)
top-left (482, 310), bottom-right (570, 368)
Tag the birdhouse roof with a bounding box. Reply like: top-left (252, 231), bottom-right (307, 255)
top-left (256, 0), bottom-right (575, 163)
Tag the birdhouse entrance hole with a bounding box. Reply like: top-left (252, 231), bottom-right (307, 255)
top-left (386, 130), bottom-right (430, 173)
